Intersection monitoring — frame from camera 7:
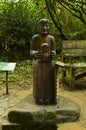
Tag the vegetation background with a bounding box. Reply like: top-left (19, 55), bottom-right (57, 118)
top-left (0, 1), bottom-right (86, 129)
top-left (0, 0), bottom-right (86, 61)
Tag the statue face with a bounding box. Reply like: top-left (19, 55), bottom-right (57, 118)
top-left (38, 19), bottom-right (50, 36)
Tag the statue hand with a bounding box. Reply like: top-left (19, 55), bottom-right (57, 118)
top-left (35, 50), bottom-right (42, 59)
top-left (50, 51), bottom-right (56, 59)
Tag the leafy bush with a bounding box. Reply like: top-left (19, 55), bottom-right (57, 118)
top-left (0, 0), bottom-right (86, 61)
top-left (0, 0), bottom-right (40, 61)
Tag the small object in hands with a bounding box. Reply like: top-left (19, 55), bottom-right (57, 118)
top-left (41, 43), bottom-right (50, 62)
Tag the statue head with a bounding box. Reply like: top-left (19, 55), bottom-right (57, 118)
top-left (38, 19), bottom-right (50, 36)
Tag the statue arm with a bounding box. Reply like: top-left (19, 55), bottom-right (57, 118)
top-left (30, 50), bottom-right (38, 59)
top-left (30, 35), bottom-right (42, 59)
top-left (30, 35), bottom-right (37, 59)
top-left (50, 36), bottom-right (56, 59)
top-left (30, 50), bottom-right (42, 60)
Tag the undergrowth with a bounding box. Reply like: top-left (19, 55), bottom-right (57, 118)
top-left (0, 60), bottom-right (33, 89)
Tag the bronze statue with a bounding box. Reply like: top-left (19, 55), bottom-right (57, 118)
top-left (30, 19), bottom-right (56, 105)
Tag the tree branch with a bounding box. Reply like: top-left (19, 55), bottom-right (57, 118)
top-left (45, 0), bottom-right (67, 39)
top-left (57, 0), bottom-right (86, 24)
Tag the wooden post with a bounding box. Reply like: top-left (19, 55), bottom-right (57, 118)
top-left (54, 63), bottom-right (60, 106)
top-left (54, 66), bottom-right (57, 104)
top-left (69, 56), bottom-right (75, 89)
top-left (62, 55), bottom-right (66, 83)
top-left (6, 71), bottom-right (8, 94)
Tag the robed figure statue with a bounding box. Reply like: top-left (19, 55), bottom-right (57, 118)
top-left (30, 19), bottom-right (57, 105)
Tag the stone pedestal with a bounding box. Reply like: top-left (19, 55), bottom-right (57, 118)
top-left (2, 124), bottom-right (57, 130)
top-left (2, 93), bottom-right (81, 130)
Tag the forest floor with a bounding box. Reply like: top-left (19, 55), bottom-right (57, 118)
top-left (0, 60), bottom-right (86, 130)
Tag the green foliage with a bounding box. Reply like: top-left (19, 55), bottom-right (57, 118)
top-left (0, 0), bottom-right (41, 60)
top-left (61, 9), bottom-right (86, 40)
top-left (0, 0), bottom-right (86, 60)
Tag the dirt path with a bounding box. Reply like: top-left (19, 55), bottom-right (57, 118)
top-left (0, 82), bottom-right (86, 130)
top-left (58, 86), bottom-right (86, 129)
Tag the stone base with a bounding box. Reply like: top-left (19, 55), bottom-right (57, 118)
top-left (2, 124), bottom-right (57, 130)
top-left (2, 94), bottom-right (81, 129)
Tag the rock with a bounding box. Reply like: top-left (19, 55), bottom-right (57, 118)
top-left (5, 94), bottom-right (81, 124)
top-left (8, 110), bottom-right (33, 124)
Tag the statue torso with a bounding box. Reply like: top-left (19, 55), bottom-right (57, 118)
top-left (31, 34), bottom-right (54, 50)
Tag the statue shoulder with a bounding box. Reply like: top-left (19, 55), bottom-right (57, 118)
top-left (48, 35), bottom-right (55, 43)
top-left (32, 34), bottom-right (39, 41)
